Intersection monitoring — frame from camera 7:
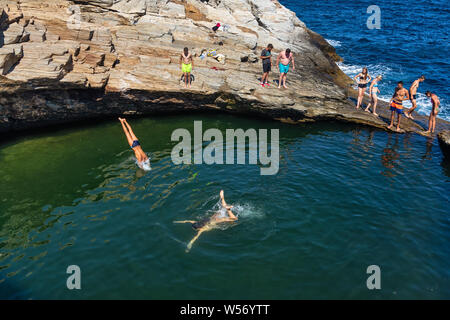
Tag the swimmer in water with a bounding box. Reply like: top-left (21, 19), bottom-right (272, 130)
top-left (118, 118), bottom-right (151, 170)
top-left (174, 190), bottom-right (238, 252)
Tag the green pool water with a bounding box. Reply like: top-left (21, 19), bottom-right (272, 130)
top-left (0, 114), bottom-right (449, 299)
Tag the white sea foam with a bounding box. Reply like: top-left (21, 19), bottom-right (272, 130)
top-left (325, 38), bottom-right (342, 47)
top-left (135, 153), bottom-right (152, 171)
top-left (336, 62), bottom-right (392, 79)
top-left (208, 201), bottom-right (264, 220)
top-left (232, 203), bottom-right (265, 219)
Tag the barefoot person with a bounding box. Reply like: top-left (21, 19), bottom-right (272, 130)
top-left (388, 81), bottom-right (409, 132)
top-left (365, 75), bottom-right (382, 116)
top-left (276, 48), bottom-right (295, 89)
top-left (260, 44), bottom-right (273, 87)
top-left (354, 67), bottom-right (372, 109)
top-left (405, 75), bottom-right (426, 119)
top-left (180, 47), bottom-right (193, 88)
top-left (174, 190), bottom-right (238, 252)
top-left (424, 91), bottom-right (440, 134)
top-left (119, 118), bottom-right (151, 171)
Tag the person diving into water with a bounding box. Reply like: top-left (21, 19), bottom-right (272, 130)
top-left (118, 118), bottom-right (151, 171)
top-left (174, 190), bottom-right (238, 252)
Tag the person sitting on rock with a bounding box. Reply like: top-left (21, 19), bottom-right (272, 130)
top-left (276, 48), bottom-right (295, 89)
top-left (180, 47), bottom-right (193, 89)
top-left (174, 190), bottom-right (238, 252)
top-left (119, 118), bottom-right (151, 171)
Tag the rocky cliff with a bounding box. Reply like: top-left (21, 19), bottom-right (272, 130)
top-left (0, 0), bottom-right (448, 137)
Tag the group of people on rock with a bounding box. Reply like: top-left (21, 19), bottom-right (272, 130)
top-left (179, 44), bottom-right (296, 90)
top-left (353, 70), bottom-right (441, 134)
top-left (180, 46), bottom-right (441, 135)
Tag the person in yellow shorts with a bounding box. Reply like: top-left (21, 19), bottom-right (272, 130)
top-left (180, 47), bottom-right (193, 88)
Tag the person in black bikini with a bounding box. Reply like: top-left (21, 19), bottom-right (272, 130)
top-left (174, 190), bottom-right (238, 252)
top-left (354, 67), bottom-right (372, 110)
top-left (119, 118), bottom-right (151, 170)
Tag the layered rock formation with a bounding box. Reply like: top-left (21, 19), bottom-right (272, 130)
top-left (0, 0), bottom-right (448, 140)
top-left (438, 130), bottom-right (450, 159)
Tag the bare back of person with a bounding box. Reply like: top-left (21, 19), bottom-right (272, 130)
top-left (431, 94), bottom-right (440, 115)
top-left (181, 52), bottom-right (192, 65)
top-left (410, 79), bottom-right (420, 97)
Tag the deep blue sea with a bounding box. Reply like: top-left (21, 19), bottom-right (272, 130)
top-left (282, 0), bottom-right (449, 120)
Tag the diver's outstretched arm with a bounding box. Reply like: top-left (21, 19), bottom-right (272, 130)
top-left (186, 229), bottom-right (205, 252)
top-left (174, 220), bottom-right (197, 224)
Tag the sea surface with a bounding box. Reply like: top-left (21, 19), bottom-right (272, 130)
top-left (0, 115), bottom-right (449, 299)
top-left (282, 0), bottom-right (449, 120)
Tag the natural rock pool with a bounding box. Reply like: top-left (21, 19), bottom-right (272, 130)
top-left (0, 114), bottom-right (449, 299)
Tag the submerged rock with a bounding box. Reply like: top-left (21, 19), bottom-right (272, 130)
top-left (0, 0), bottom-right (448, 145)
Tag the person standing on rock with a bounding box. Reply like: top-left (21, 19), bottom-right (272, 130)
top-left (353, 67), bottom-right (372, 110)
top-left (260, 44), bottom-right (273, 87)
top-left (365, 75), bottom-right (382, 116)
top-left (119, 118), bottom-right (151, 171)
top-left (276, 48), bottom-right (295, 89)
top-left (424, 91), bottom-right (440, 134)
top-left (405, 75), bottom-right (426, 119)
top-left (180, 47), bottom-right (194, 89)
top-left (388, 81), bottom-right (409, 132)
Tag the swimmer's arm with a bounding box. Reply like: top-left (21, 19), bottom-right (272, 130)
top-left (186, 229), bottom-right (205, 252)
top-left (174, 220), bottom-right (197, 224)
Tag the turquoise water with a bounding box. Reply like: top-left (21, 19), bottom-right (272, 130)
top-left (0, 114), bottom-right (449, 299)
